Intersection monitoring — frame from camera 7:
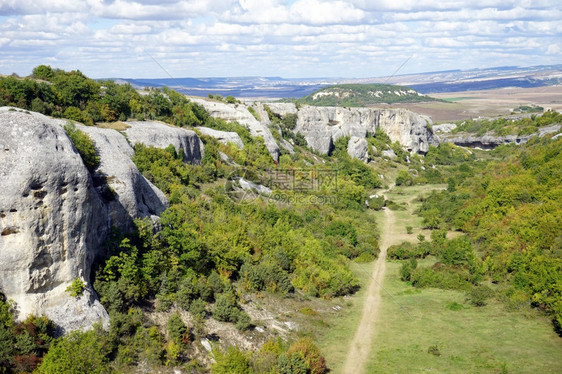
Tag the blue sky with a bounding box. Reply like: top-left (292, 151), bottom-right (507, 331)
top-left (0, 0), bottom-right (560, 79)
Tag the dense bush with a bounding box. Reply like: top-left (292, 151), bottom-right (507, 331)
top-left (37, 324), bottom-right (110, 374)
top-left (64, 123), bottom-right (100, 172)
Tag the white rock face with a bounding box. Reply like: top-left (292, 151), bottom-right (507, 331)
top-left (124, 121), bottom-right (204, 164)
top-left (347, 136), bottom-right (369, 162)
top-left (191, 99), bottom-right (280, 161)
top-left (78, 125), bottom-right (168, 233)
top-left (267, 105), bottom-right (435, 157)
top-left (0, 109), bottom-right (108, 331)
top-left (432, 123), bottom-right (457, 133)
top-left (264, 103), bottom-right (298, 116)
top-left (0, 110), bottom-right (173, 332)
top-left (196, 126), bottom-right (244, 149)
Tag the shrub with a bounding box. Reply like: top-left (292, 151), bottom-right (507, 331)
top-left (65, 278), bottom-right (85, 298)
top-left (395, 170), bottom-right (414, 186)
top-left (189, 298), bottom-right (207, 320)
top-left (64, 123), bottom-right (100, 172)
top-left (400, 258), bottom-right (418, 281)
top-left (287, 337), bottom-right (327, 374)
top-left (167, 313), bottom-right (189, 346)
top-left (211, 346), bottom-right (252, 374)
top-left (388, 242), bottom-right (428, 260)
top-left (367, 195), bottom-right (386, 210)
top-left (37, 324), bottom-right (111, 374)
top-left (212, 293), bottom-right (238, 323)
top-left (235, 311), bottom-right (252, 331)
top-left (467, 285), bottom-right (494, 307)
top-left (427, 345), bottom-right (441, 356)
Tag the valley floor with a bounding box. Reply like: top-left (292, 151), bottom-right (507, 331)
top-left (318, 184), bottom-right (562, 373)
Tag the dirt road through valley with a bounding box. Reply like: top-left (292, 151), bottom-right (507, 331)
top-left (342, 207), bottom-right (394, 374)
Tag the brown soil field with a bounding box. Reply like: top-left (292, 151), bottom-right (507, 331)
top-left (375, 85), bottom-right (562, 123)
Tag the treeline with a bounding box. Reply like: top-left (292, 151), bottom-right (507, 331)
top-left (391, 135), bottom-right (562, 332)
top-left (0, 65), bottom-right (207, 127)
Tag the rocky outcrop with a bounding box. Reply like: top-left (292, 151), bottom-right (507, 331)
top-left (196, 127), bottom-right (244, 149)
top-left (266, 105), bottom-right (435, 156)
top-left (78, 125), bottom-right (168, 233)
top-left (191, 99), bottom-right (280, 161)
top-left (0, 109), bottom-right (172, 332)
top-left (124, 121), bottom-right (204, 164)
top-left (432, 123), bottom-right (457, 133)
top-left (378, 109), bottom-right (435, 153)
top-left (264, 103), bottom-right (298, 116)
top-left (0, 109), bottom-right (109, 331)
top-left (347, 136), bottom-right (369, 162)
top-left (437, 124), bottom-right (561, 149)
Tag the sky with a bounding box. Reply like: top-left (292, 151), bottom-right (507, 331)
top-left (0, 0), bottom-right (561, 79)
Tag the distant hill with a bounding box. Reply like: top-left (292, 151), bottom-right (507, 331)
top-left (112, 64), bottom-right (562, 99)
top-left (296, 84), bottom-right (438, 107)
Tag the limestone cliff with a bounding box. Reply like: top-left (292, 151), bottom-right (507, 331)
top-left (0, 109), bottom-right (109, 332)
top-left (196, 126), bottom-right (244, 149)
top-left (191, 98), bottom-right (280, 161)
top-left (78, 125), bottom-right (168, 234)
top-left (268, 104), bottom-right (436, 157)
top-left (0, 109), bottom-right (181, 332)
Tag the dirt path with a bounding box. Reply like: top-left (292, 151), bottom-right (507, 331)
top-left (342, 207), bottom-right (395, 374)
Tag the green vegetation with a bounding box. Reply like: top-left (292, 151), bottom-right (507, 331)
top-left (38, 325), bottom-right (111, 374)
top-left (0, 65), bottom-right (208, 127)
top-left (263, 104), bottom-right (307, 146)
top-left (65, 278), bottom-right (86, 298)
top-left (396, 136), bottom-right (562, 332)
top-left (451, 110), bottom-right (562, 136)
top-left (0, 297), bottom-right (56, 373)
top-left (296, 84), bottom-right (437, 107)
top-left (367, 261), bottom-right (562, 373)
top-left (3, 66), bottom-right (561, 373)
top-left (63, 123), bottom-right (100, 172)
top-left (211, 337), bottom-right (326, 374)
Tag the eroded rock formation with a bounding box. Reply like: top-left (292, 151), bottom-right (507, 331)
top-left (267, 104), bottom-right (436, 157)
top-left (0, 109), bottom-right (197, 332)
top-left (124, 121), bottom-right (204, 163)
top-left (190, 98), bottom-right (280, 161)
top-left (0, 109), bottom-right (109, 332)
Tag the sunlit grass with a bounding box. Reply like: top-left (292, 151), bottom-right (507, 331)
top-left (367, 261), bottom-right (562, 373)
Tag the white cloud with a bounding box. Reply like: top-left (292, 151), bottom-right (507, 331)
top-left (546, 44), bottom-right (560, 55)
top-left (289, 0), bottom-right (365, 25)
top-left (0, 0), bottom-right (560, 78)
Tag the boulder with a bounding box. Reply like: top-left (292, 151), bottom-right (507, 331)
top-left (347, 136), bottom-right (369, 162)
top-left (124, 121), bottom-right (204, 164)
top-left (382, 149), bottom-right (397, 160)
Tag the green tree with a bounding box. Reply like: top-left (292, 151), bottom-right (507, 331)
top-left (37, 325), bottom-right (111, 374)
top-left (32, 65), bottom-right (55, 81)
